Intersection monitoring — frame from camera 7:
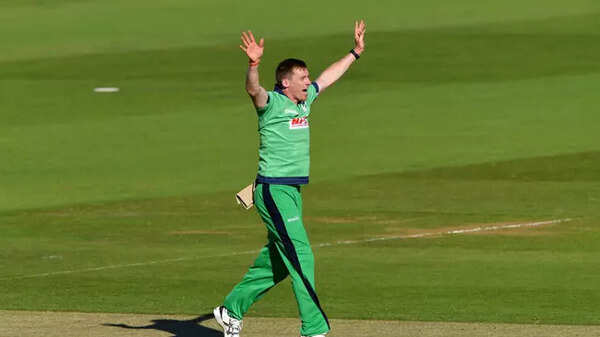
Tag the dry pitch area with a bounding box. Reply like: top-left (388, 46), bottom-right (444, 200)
top-left (2, 311), bottom-right (600, 337)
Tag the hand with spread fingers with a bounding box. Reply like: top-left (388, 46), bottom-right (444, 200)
top-left (354, 20), bottom-right (366, 55)
top-left (240, 31), bottom-right (264, 66)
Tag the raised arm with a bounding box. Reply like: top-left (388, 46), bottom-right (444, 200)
top-left (315, 20), bottom-right (366, 93)
top-left (240, 31), bottom-right (268, 109)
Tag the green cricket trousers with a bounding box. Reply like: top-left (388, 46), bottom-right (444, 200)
top-left (223, 183), bottom-right (330, 336)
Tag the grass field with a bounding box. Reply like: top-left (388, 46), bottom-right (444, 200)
top-left (1, 0), bottom-right (600, 335)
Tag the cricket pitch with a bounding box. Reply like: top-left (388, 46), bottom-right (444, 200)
top-left (2, 310), bottom-right (600, 337)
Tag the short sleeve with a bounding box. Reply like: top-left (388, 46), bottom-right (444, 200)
top-left (306, 82), bottom-right (319, 106)
top-left (256, 91), bottom-right (274, 114)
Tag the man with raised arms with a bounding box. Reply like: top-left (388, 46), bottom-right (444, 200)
top-left (214, 20), bottom-right (366, 337)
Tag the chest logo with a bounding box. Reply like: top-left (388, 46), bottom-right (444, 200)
top-left (289, 117), bottom-right (309, 129)
top-left (284, 108), bottom-right (298, 116)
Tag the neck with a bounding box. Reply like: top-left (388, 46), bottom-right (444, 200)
top-left (282, 89), bottom-right (298, 104)
top-left (285, 93), bottom-right (299, 104)
top-left (274, 84), bottom-right (299, 104)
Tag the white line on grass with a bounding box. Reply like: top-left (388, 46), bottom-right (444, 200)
top-left (0, 250), bottom-right (261, 281)
top-left (1, 218), bottom-right (571, 281)
top-left (315, 218), bottom-right (571, 247)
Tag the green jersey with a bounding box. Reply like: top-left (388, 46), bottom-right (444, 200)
top-left (255, 82), bottom-right (320, 185)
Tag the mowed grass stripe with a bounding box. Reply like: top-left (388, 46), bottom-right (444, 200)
top-left (2, 0), bottom-right (596, 62)
top-left (3, 13), bottom-right (600, 83)
top-left (0, 218), bottom-right (570, 281)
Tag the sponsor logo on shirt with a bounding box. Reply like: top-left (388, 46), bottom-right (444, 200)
top-left (289, 117), bottom-right (309, 129)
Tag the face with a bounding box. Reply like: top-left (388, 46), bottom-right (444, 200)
top-left (282, 67), bottom-right (311, 103)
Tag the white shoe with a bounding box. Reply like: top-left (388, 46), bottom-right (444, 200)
top-left (213, 306), bottom-right (243, 337)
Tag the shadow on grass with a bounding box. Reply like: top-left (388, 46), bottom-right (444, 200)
top-left (104, 313), bottom-right (221, 337)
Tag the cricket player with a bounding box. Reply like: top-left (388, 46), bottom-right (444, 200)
top-left (214, 20), bottom-right (366, 337)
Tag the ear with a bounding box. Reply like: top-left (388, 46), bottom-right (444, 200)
top-left (281, 78), bottom-right (290, 88)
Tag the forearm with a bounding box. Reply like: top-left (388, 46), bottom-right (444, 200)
top-left (316, 48), bottom-right (362, 91)
top-left (245, 64), bottom-right (261, 96)
top-left (245, 63), bottom-right (268, 108)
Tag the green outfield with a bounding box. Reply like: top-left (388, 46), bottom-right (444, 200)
top-left (1, 0), bottom-right (600, 331)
